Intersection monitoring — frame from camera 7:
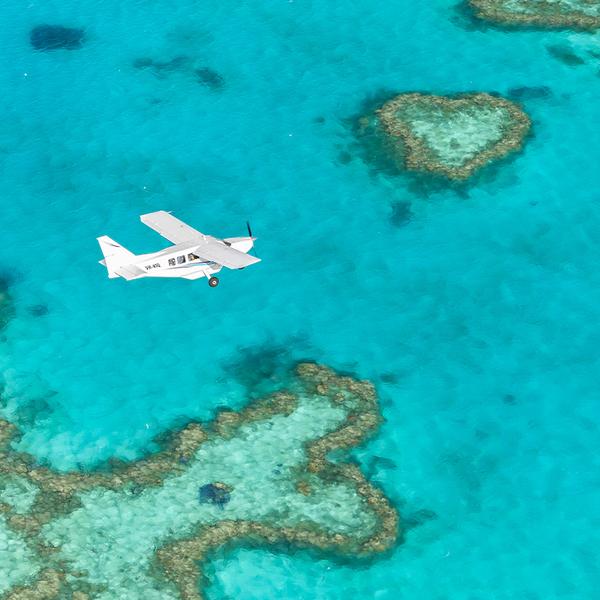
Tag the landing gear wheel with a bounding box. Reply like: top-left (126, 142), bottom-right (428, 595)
top-left (208, 276), bottom-right (219, 288)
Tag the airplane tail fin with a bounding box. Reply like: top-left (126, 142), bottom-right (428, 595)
top-left (97, 236), bottom-right (136, 279)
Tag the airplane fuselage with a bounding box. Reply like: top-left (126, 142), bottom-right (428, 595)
top-left (134, 241), bottom-right (222, 280)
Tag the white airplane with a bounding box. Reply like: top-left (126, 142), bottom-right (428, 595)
top-left (97, 211), bottom-right (260, 287)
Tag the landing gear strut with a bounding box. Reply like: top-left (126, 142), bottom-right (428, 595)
top-left (208, 276), bottom-right (219, 288)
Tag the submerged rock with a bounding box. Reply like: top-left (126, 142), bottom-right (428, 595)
top-left (198, 482), bottom-right (231, 507)
top-left (375, 92), bottom-right (531, 180)
top-left (30, 25), bottom-right (85, 51)
top-left (469, 0), bottom-right (600, 29)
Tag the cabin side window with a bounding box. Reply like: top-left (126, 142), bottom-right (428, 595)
top-left (177, 255), bottom-right (186, 264)
top-left (168, 258), bottom-right (176, 266)
top-left (188, 253), bottom-right (199, 261)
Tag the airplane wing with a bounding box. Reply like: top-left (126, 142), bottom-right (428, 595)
top-left (197, 241), bottom-right (261, 269)
top-left (140, 210), bottom-right (261, 270)
top-left (140, 211), bottom-right (204, 245)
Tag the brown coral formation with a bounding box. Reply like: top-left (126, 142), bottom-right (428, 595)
top-left (157, 364), bottom-right (398, 600)
top-left (469, 0), bottom-right (600, 29)
top-left (0, 364), bottom-right (398, 600)
top-left (3, 569), bottom-right (63, 600)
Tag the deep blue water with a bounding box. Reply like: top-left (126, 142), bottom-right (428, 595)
top-left (1, 0), bottom-right (600, 597)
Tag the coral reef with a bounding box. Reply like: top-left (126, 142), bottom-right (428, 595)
top-left (30, 25), bottom-right (85, 51)
top-left (0, 364), bottom-right (398, 600)
top-left (375, 92), bottom-right (531, 180)
top-left (469, 0), bottom-right (600, 29)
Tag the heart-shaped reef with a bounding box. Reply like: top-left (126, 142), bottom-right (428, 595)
top-left (376, 92), bottom-right (531, 181)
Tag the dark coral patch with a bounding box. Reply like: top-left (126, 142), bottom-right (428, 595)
top-left (365, 455), bottom-right (398, 479)
top-left (222, 338), bottom-right (309, 398)
top-left (337, 150), bottom-right (353, 165)
top-left (194, 67), bottom-right (225, 90)
top-left (28, 304), bottom-right (49, 317)
top-left (507, 86), bottom-right (552, 101)
top-left (198, 482), bottom-right (231, 507)
top-left (133, 56), bottom-right (225, 90)
top-left (503, 393), bottom-right (517, 405)
top-left (390, 201), bottom-right (412, 227)
top-left (132, 57), bottom-right (154, 69)
top-left (402, 508), bottom-right (438, 531)
top-left (30, 25), bottom-right (85, 51)
top-left (546, 44), bottom-right (586, 66)
top-left (9, 395), bottom-right (54, 429)
top-left (379, 372), bottom-right (399, 384)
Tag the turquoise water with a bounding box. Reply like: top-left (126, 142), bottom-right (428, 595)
top-left (1, 0), bottom-right (600, 597)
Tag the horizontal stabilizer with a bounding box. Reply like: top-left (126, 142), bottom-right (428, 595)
top-left (115, 264), bottom-right (145, 281)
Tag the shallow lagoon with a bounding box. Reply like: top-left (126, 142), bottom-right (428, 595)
top-left (1, 0), bottom-right (600, 598)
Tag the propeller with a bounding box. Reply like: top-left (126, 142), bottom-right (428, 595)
top-left (246, 221), bottom-right (257, 257)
